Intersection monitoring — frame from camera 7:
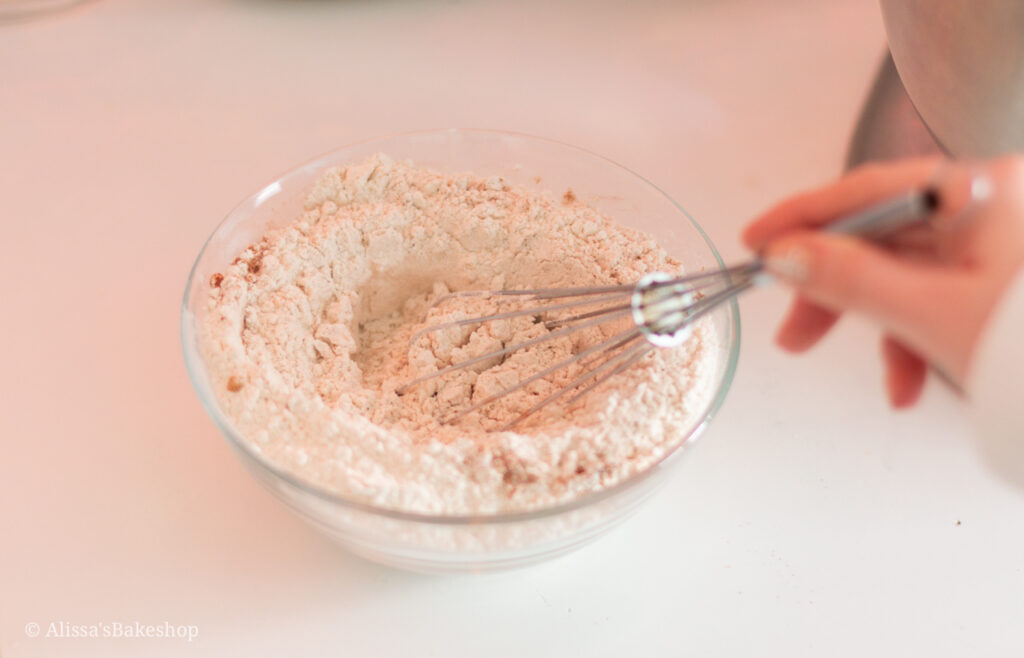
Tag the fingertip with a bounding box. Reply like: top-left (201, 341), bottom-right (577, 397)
top-left (741, 199), bottom-right (804, 250)
top-left (774, 327), bottom-right (811, 353)
top-left (888, 381), bottom-right (924, 409)
top-left (740, 226), bottom-right (760, 251)
top-left (773, 296), bottom-right (840, 352)
top-left (883, 337), bottom-right (927, 409)
top-left (761, 235), bottom-right (814, 285)
top-left (740, 218), bottom-right (772, 250)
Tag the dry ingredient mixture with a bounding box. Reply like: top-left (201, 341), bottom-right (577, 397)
top-left (201, 155), bottom-right (719, 515)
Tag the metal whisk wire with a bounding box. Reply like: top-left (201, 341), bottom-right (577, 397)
top-left (395, 261), bottom-right (762, 430)
top-left (397, 186), bottom-right (938, 430)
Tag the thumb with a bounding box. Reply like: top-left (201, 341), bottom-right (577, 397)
top-left (761, 232), bottom-right (973, 381)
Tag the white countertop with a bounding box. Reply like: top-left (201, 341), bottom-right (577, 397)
top-left (3, 1), bottom-right (1022, 656)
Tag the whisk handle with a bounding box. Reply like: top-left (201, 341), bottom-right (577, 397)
top-left (749, 187), bottom-right (939, 287)
top-left (823, 187), bottom-right (938, 240)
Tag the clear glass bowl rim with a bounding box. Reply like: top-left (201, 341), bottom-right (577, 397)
top-left (180, 128), bottom-right (741, 526)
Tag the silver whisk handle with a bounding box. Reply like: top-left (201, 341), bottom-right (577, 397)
top-left (751, 186), bottom-right (938, 286)
top-left (824, 187), bottom-right (938, 239)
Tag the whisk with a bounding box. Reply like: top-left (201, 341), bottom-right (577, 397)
top-left (396, 187), bottom-right (939, 430)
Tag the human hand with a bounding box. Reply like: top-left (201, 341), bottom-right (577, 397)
top-left (742, 156), bottom-right (1024, 407)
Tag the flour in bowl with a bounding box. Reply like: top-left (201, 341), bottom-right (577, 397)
top-left (200, 155), bottom-right (719, 515)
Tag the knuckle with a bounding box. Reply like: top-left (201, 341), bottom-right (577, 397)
top-left (848, 162), bottom-right (889, 188)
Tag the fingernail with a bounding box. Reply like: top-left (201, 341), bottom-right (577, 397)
top-left (969, 173), bottom-right (994, 204)
top-left (762, 244), bottom-right (811, 283)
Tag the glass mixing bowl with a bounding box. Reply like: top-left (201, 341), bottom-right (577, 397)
top-left (181, 129), bottom-right (740, 572)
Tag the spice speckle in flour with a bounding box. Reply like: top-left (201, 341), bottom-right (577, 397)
top-left (201, 155), bottom-right (718, 514)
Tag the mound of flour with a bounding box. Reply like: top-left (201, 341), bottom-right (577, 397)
top-left (201, 155), bottom-right (718, 514)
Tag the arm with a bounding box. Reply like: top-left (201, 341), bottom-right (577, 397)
top-left (969, 268), bottom-right (1024, 484)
